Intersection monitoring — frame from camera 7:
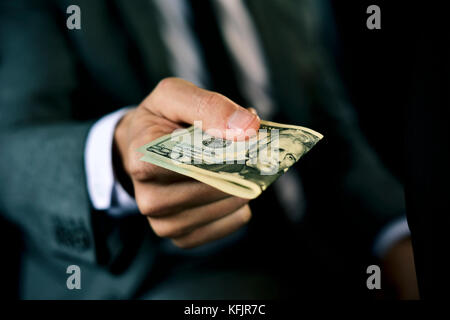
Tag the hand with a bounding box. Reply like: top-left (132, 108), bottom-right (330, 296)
top-left (113, 78), bottom-right (260, 248)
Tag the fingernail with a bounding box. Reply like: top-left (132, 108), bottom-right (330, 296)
top-left (227, 108), bottom-right (256, 131)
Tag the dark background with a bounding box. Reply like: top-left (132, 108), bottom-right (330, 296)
top-left (330, 1), bottom-right (449, 298)
top-left (330, 0), bottom-right (416, 183)
top-left (1, 1), bottom-right (447, 299)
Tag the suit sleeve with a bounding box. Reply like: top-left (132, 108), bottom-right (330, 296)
top-left (0, 0), bottom-right (146, 266)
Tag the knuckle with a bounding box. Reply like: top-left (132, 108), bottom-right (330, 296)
top-left (171, 239), bottom-right (193, 250)
top-left (172, 223), bottom-right (191, 238)
top-left (157, 77), bottom-right (177, 89)
top-left (128, 163), bottom-right (148, 181)
top-left (136, 194), bottom-right (163, 216)
top-left (136, 196), bottom-right (152, 215)
top-left (238, 205), bottom-right (252, 225)
top-left (146, 77), bottom-right (178, 108)
top-left (154, 77), bottom-right (177, 96)
top-left (127, 158), bottom-right (156, 181)
top-left (148, 219), bottom-right (174, 238)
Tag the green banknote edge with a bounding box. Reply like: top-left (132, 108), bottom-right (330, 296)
top-left (137, 120), bottom-right (323, 199)
top-left (139, 153), bottom-right (260, 199)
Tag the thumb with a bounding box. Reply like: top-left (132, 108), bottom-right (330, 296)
top-left (144, 78), bottom-right (260, 139)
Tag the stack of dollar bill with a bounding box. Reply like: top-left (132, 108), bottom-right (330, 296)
top-left (138, 120), bottom-right (323, 199)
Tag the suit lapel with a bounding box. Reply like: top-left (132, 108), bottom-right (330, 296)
top-left (59, 0), bottom-right (148, 107)
top-left (243, 0), bottom-right (316, 124)
top-left (114, 0), bottom-right (172, 88)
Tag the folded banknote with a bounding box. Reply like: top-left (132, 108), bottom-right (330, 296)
top-left (138, 120), bottom-right (323, 199)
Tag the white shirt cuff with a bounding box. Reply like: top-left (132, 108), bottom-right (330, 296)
top-left (85, 107), bottom-right (138, 216)
top-left (373, 216), bottom-right (411, 258)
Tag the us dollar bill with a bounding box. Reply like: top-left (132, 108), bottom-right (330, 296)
top-left (138, 120), bottom-right (323, 199)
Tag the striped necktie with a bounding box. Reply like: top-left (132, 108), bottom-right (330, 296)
top-left (187, 0), bottom-right (248, 107)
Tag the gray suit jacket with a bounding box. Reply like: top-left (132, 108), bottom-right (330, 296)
top-left (0, 0), bottom-right (405, 299)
